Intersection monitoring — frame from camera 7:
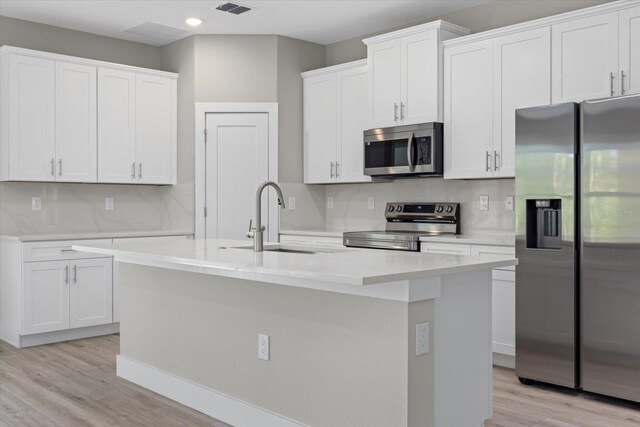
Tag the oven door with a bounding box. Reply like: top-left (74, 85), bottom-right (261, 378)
top-left (364, 130), bottom-right (438, 176)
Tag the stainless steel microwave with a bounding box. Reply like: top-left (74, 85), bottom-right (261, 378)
top-left (363, 122), bottom-right (443, 178)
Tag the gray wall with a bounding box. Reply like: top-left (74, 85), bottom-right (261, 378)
top-left (0, 16), bottom-right (162, 69)
top-left (0, 16), bottom-right (195, 235)
top-left (325, 0), bottom-right (612, 65)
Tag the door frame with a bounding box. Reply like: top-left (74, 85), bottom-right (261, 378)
top-left (195, 102), bottom-right (279, 239)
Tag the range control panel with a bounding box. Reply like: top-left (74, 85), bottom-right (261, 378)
top-left (384, 202), bottom-right (459, 218)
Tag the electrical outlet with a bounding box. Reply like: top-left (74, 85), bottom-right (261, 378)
top-left (505, 196), bottom-right (514, 211)
top-left (288, 197), bottom-right (296, 211)
top-left (258, 334), bottom-right (270, 361)
top-left (479, 195), bottom-right (489, 211)
top-left (105, 197), bottom-right (114, 211)
top-left (368, 197), bottom-right (375, 210)
top-left (416, 322), bottom-right (429, 356)
top-left (327, 196), bottom-right (334, 209)
top-left (31, 197), bottom-right (42, 211)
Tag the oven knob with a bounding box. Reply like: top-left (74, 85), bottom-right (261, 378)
top-left (436, 206), bottom-right (444, 213)
top-left (396, 205), bottom-right (403, 212)
top-left (388, 205), bottom-right (394, 212)
top-left (446, 206), bottom-right (454, 213)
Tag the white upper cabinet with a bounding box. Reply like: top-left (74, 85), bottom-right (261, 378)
top-left (0, 46), bottom-right (177, 184)
top-left (620, 5), bottom-right (640, 95)
top-left (364, 21), bottom-right (470, 130)
top-left (552, 12), bottom-right (619, 102)
top-left (367, 39), bottom-right (402, 128)
top-left (98, 68), bottom-right (136, 183)
top-left (303, 60), bottom-right (370, 184)
top-left (55, 62), bottom-right (97, 182)
top-left (493, 27), bottom-right (551, 178)
top-left (3, 54), bottom-right (55, 181)
top-left (444, 39), bottom-right (495, 179)
top-left (135, 74), bottom-right (176, 185)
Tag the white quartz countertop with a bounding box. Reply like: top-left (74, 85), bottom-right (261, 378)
top-left (0, 230), bottom-right (194, 242)
top-left (280, 229), bottom-right (514, 247)
top-left (73, 238), bottom-right (517, 287)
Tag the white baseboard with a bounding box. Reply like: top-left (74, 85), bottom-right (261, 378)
top-left (17, 323), bottom-right (119, 348)
top-left (117, 355), bottom-right (306, 427)
top-left (492, 352), bottom-right (515, 369)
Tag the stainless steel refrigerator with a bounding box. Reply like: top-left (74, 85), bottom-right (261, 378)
top-left (515, 94), bottom-right (640, 403)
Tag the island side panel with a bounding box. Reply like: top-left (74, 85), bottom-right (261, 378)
top-left (117, 262), bottom-right (436, 427)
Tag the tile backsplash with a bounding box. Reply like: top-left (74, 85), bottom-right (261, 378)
top-left (0, 182), bottom-right (194, 236)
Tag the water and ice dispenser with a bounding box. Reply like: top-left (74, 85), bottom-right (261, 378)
top-left (526, 199), bottom-right (562, 250)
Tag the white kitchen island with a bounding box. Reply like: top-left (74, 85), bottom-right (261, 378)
top-left (74, 239), bottom-right (517, 427)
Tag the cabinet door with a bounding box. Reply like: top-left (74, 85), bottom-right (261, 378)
top-left (70, 258), bottom-right (113, 329)
top-left (620, 6), bottom-right (640, 96)
top-left (135, 74), bottom-right (176, 184)
top-left (7, 54), bottom-right (55, 181)
top-left (55, 62), bottom-right (97, 182)
top-left (444, 40), bottom-right (494, 179)
top-left (552, 12), bottom-right (619, 103)
top-left (303, 73), bottom-right (337, 183)
top-left (97, 68), bottom-right (136, 183)
top-left (336, 66), bottom-right (370, 183)
top-left (494, 28), bottom-right (551, 178)
top-left (22, 261), bottom-right (69, 334)
top-left (492, 270), bottom-right (516, 356)
top-left (367, 39), bottom-right (401, 128)
top-left (401, 31), bottom-right (439, 124)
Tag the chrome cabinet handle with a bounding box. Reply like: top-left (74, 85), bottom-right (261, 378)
top-left (131, 162), bottom-right (136, 179)
top-left (407, 132), bottom-right (415, 171)
top-left (486, 151), bottom-right (490, 172)
top-left (400, 102), bottom-right (405, 120)
top-left (64, 265), bottom-right (69, 284)
top-left (336, 161), bottom-right (341, 177)
top-left (610, 72), bottom-right (615, 96)
top-left (621, 70), bottom-right (626, 95)
top-left (138, 162), bottom-right (142, 179)
top-left (58, 159), bottom-right (62, 176)
top-left (50, 158), bottom-right (55, 176)
top-left (330, 162), bottom-right (335, 178)
top-left (73, 265), bottom-right (77, 283)
top-left (494, 151), bottom-right (499, 171)
top-left (394, 103), bottom-right (398, 122)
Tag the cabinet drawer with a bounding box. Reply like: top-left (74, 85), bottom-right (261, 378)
top-left (471, 245), bottom-right (516, 271)
top-left (279, 234), bottom-right (344, 248)
top-left (493, 269), bottom-right (515, 282)
top-left (112, 235), bottom-right (189, 243)
top-left (314, 236), bottom-right (345, 248)
top-left (420, 242), bottom-right (471, 256)
top-left (22, 239), bottom-right (112, 262)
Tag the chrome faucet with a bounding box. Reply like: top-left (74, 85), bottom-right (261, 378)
top-left (247, 181), bottom-right (285, 252)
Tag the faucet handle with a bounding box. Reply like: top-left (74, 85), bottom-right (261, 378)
top-left (246, 219), bottom-right (255, 239)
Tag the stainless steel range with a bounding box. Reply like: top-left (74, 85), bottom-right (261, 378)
top-left (343, 202), bottom-right (460, 251)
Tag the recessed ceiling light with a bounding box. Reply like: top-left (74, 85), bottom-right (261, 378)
top-left (185, 18), bottom-right (202, 27)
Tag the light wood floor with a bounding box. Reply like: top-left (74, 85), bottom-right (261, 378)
top-left (1, 335), bottom-right (639, 426)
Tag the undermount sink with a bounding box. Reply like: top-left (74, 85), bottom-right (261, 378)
top-left (218, 245), bottom-right (346, 255)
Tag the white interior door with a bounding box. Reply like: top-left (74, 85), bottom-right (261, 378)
top-left (205, 113), bottom-right (274, 241)
top-left (22, 260), bottom-right (70, 335)
top-left (97, 68), bottom-right (136, 183)
top-left (70, 257), bottom-right (113, 328)
top-left (55, 61), bottom-right (97, 182)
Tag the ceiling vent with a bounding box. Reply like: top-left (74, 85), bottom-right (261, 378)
top-left (215, 3), bottom-right (252, 15)
top-left (122, 22), bottom-right (189, 46)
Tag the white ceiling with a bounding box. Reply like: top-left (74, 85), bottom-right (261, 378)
top-left (0, 0), bottom-right (492, 46)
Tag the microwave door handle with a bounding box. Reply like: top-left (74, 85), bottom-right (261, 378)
top-left (406, 132), bottom-right (416, 171)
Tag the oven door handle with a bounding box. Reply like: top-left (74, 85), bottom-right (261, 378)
top-left (407, 132), bottom-right (416, 172)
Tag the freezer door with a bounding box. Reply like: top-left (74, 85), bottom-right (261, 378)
top-left (581, 95), bottom-right (640, 403)
top-left (515, 103), bottom-right (578, 388)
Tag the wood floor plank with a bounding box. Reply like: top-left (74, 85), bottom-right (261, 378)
top-left (1, 336), bottom-right (638, 426)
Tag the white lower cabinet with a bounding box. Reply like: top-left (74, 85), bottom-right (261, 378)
top-left (279, 234), bottom-right (344, 248)
top-left (23, 257), bottom-right (112, 335)
top-left (70, 257), bottom-right (113, 329)
top-left (22, 260), bottom-right (70, 335)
